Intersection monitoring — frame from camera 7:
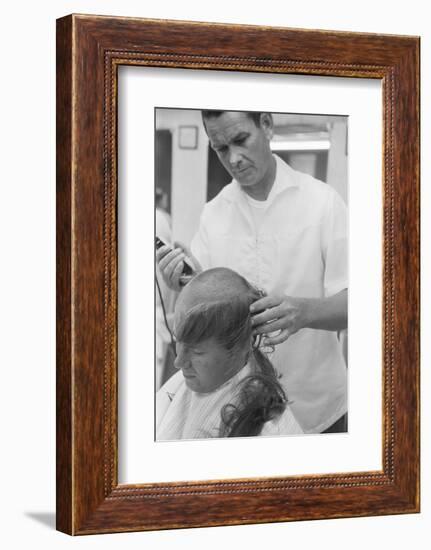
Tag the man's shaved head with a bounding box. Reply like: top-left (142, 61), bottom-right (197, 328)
top-left (173, 268), bottom-right (261, 392)
top-left (175, 268), bottom-right (259, 351)
top-left (177, 267), bottom-right (252, 311)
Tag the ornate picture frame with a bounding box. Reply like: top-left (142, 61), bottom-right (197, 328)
top-left (56, 14), bottom-right (420, 534)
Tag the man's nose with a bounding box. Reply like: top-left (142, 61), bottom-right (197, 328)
top-left (229, 148), bottom-right (242, 168)
top-left (174, 349), bottom-right (189, 370)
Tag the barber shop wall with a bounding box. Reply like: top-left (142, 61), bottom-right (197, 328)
top-left (156, 108), bottom-right (209, 246)
top-left (327, 120), bottom-right (348, 204)
top-left (0, 1), bottom-right (428, 550)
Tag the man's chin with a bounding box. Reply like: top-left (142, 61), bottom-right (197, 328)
top-left (236, 173), bottom-right (254, 184)
top-left (237, 174), bottom-right (259, 188)
top-left (184, 376), bottom-right (199, 391)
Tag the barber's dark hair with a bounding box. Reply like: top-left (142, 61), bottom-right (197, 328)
top-left (201, 110), bottom-right (262, 131)
top-left (175, 269), bottom-right (287, 437)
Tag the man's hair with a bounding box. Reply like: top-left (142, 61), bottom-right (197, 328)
top-left (201, 110), bottom-right (262, 131)
top-left (176, 268), bottom-right (287, 437)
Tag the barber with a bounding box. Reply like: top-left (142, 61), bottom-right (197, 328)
top-left (156, 110), bottom-right (347, 434)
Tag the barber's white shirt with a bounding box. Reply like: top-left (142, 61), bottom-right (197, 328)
top-left (191, 155), bottom-right (348, 433)
top-left (244, 192), bottom-right (268, 233)
top-left (156, 364), bottom-right (303, 440)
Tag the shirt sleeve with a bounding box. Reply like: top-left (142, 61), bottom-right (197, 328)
top-left (190, 205), bottom-right (211, 270)
top-left (321, 188), bottom-right (348, 297)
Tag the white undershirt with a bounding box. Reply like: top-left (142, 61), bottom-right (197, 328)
top-left (244, 193), bottom-right (268, 233)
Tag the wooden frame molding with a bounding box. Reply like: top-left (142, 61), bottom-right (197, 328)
top-left (56, 14), bottom-right (420, 535)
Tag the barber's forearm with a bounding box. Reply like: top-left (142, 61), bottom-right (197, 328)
top-left (302, 289), bottom-right (348, 331)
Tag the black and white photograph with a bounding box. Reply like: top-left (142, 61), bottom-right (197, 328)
top-left (155, 108), bottom-right (348, 441)
top-left (1, 0), bottom-right (425, 546)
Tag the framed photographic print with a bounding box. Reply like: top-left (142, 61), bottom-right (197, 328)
top-left (56, 14), bottom-right (420, 535)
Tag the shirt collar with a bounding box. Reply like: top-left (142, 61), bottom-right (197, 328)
top-left (221, 154), bottom-right (299, 204)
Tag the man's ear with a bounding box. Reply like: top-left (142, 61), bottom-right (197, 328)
top-left (260, 112), bottom-right (274, 141)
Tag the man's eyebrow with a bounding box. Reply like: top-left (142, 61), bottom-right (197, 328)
top-left (211, 141), bottom-right (227, 151)
top-left (211, 131), bottom-right (249, 150)
top-left (233, 131), bottom-right (249, 139)
top-left (225, 130), bottom-right (249, 141)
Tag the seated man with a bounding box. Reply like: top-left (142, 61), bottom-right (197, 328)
top-left (156, 267), bottom-right (302, 440)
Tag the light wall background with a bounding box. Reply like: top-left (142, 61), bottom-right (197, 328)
top-left (0, 1), bottom-right (428, 549)
top-left (156, 108), bottom-right (209, 246)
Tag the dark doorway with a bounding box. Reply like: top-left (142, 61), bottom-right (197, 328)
top-left (207, 146), bottom-right (231, 201)
top-left (155, 129), bottom-right (173, 213)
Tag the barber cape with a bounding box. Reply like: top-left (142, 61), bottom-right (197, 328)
top-left (156, 363), bottom-right (303, 440)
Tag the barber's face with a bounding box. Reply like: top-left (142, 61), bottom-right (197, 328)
top-left (174, 338), bottom-right (240, 393)
top-left (205, 112), bottom-right (274, 192)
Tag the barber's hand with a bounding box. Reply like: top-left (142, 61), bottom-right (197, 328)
top-left (250, 292), bottom-right (309, 345)
top-left (156, 241), bottom-right (201, 292)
